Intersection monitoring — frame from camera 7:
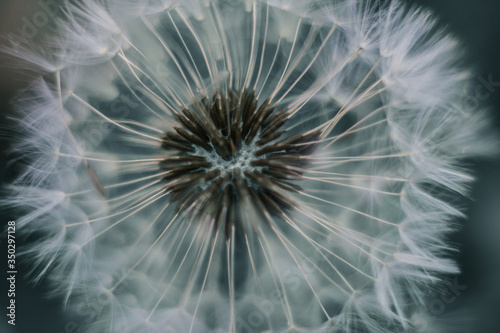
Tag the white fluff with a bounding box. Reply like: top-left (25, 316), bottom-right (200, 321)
top-left (2, 0), bottom-right (495, 332)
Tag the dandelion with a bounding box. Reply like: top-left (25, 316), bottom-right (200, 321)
top-left (2, 0), bottom-right (495, 332)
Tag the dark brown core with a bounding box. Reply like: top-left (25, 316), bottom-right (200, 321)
top-left (160, 90), bottom-right (319, 237)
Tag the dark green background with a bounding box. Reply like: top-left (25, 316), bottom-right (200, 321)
top-left (0, 0), bottom-right (499, 332)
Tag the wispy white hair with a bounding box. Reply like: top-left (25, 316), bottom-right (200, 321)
top-left (2, 0), bottom-right (495, 332)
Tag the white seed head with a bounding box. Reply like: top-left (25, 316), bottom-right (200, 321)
top-left (2, 0), bottom-right (495, 332)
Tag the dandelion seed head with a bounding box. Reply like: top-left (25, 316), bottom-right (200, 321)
top-left (2, 0), bottom-right (495, 332)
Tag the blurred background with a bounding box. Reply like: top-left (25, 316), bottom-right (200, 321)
top-left (0, 0), bottom-right (499, 332)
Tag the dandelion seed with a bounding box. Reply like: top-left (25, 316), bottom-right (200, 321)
top-left (2, 0), bottom-right (495, 332)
